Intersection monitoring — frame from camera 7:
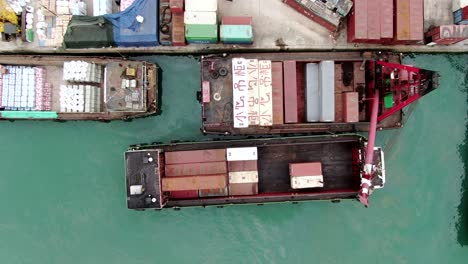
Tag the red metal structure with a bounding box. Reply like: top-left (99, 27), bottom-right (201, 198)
top-left (370, 61), bottom-right (436, 123)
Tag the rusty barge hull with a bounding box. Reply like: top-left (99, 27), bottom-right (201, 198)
top-left (199, 51), bottom-right (438, 135)
top-left (125, 135), bottom-right (385, 210)
top-left (0, 55), bottom-right (159, 121)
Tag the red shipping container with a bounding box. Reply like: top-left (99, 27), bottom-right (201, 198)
top-left (221, 16), bottom-right (253, 25)
top-left (343, 92), bottom-right (359, 122)
top-left (283, 0), bottom-right (337, 32)
top-left (162, 174), bottom-right (228, 191)
top-left (229, 182), bottom-right (258, 196)
top-left (283, 60), bottom-right (299, 123)
top-left (395, 0), bottom-right (411, 41)
top-left (463, 6), bottom-right (468, 20)
top-left (367, 0), bottom-right (380, 41)
top-left (290, 162), bottom-right (322, 177)
top-left (296, 63), bottom-right (305, 122)
top-left (172, 13), bottom-right (186, 46)
top-left (380, 0), bottom-right (394, 39)
top-left (409, 0), bottom-right (424, 42)
top-left (165, 149), bottom-right (226, 164)
top-left (169, 0), bottom-right (184, 13)
top-left (202, 81), bottom-right (210, 103)
top-left (199, 187), bottom-right (229, 197)
top-left (169, 190), bottom-right (199, 199)
top-left (347, 0), bottom-right (368, 42)
top-left (228, 160), bottom-right (258, 172)
top-left (165, 161), bottom-right (227, 176)
top-left (272, 62), bottom-right (284, 125)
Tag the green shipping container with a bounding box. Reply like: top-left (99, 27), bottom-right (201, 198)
top-left (185, 24), bottom-right (218, 44)
top-left (220, 25), bottom-right (253, 44)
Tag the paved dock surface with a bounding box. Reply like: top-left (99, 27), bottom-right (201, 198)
top-left (1, 0), bottom-right (466, 54)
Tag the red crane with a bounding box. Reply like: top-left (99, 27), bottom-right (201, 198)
top-left (358, 60), bottom-right (438, 206)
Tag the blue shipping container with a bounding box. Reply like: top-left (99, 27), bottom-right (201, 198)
top-left (454, 9), bottom-right (463, 24)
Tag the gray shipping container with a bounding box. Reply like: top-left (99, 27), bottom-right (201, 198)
top-left (305, 63), bottom-right (320, 122)
top-left (319, 61), bottom-right (335, 122)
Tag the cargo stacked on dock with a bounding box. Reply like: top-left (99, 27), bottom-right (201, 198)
top-left (348, 0), bottom-right (424, 44)
top-left (184, 0), bottom-right (218, 44)
top-left (282, 0), bottom-right (353, 31)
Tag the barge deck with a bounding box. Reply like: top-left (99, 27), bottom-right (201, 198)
top-left (125, 135), bottom-right (385, 210)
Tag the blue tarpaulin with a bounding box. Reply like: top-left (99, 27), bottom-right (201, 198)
top-left (104, 0), bottom-right (159, 47)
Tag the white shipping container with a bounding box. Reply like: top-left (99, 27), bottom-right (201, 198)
top-left (185, 0), bottom-right (218, 12)
top-left (184, 11), bottom-right (217, 25)
top-left (258, 60), bottom-right (273, 126)
top-left (291, 175), bottom-right (324, 189)
top-left (319, 60), bottom-right (335, 122)
top-left (226, 147), bottom-right (258, 161)
top-left (93, 0), bottom-right (113, 16)
top-left (247, 59), bottom-right (260, 125)
top-left (232, 58), bottom-right (249, 128)
top-left (305, 63), bottom-right (320, 122)
top-left (229, 171), bottom-right (259, 184)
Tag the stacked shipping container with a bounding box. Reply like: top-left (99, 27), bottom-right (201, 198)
top-left (184, 0), bottom-right (218, 44)
top-left (231, 58), bottom-right (360, 128)
top-left (348, 0), bottom-right (423, 44)
top-left (220, 16), bottom-right (254, 44)
top-left (161, 147), bottom-right (259, 198)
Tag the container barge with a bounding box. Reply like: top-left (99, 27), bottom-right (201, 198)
top-left (0, 55), bottom-right (159, 121)
top-left (125, 135), bottom-right (385, 210)
top-left (199, 52), bottom-right (439, 135)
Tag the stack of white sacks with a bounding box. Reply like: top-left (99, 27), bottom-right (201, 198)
top-left (59, 85), bottom-right (101, 113)
top-left (63, 61), bottom-right (102, 83)
top-left (0, 66), bottom-right (41, 111)
top-left (60, 61), bottom-right (103, 113)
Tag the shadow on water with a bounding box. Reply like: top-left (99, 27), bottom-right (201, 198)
top-left (456, 57), bottom-right (468, 246)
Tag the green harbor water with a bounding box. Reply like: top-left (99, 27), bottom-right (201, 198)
top-left (0, 54), bottom-right (467, 263)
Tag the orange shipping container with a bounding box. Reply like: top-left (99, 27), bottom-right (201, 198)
top-left (395, 0), bottom-right (411, 41)
top-left (335, 93), bottom-right (344, 123)
top-left (272, 62), bottom-right (284, 125)
top-left (229, 182), bottom-right (258, 196)
top-left (343, 92), bottom-right (359, 123)
top-left (165, 161), bottom-right (227, 176)
top-left (162, 174), bottom-right (228, 191)
top-left (199, 187), bottom-right (229, 197)
top-left (172, 13), bottom-right (186, 46)
top-left (228, 160), bottom-right (258, 172)
top-left (165, 149), bottom-right (226, 164)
